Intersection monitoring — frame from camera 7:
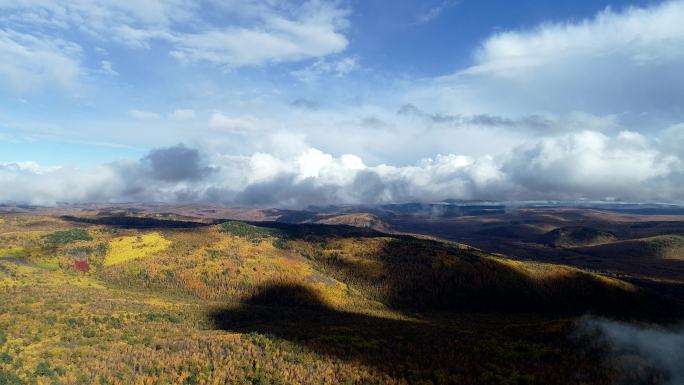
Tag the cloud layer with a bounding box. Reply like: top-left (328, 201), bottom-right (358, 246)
top-left (2, 127), bottom-right (684, 207)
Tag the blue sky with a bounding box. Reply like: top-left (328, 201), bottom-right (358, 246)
top-left (351, 0), bottom-right (659, 76)
top-left (1, 0), bottom-right (684, 206)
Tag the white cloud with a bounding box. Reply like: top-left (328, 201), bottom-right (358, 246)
top-left (505, 130), bottom-right (679, 200)
top-left (209, 113), bottom-right (274, 132)
top-left (414, 0), bottom-right (684, 120)
top-left (465, 1), bottom-right (684, 77)
top-left (0, 29), bottom-right (82, 93)
top-left (170, 4), bottom-right (349, 67)
top-left (292, 56), bottom-right (358, 82)
top-left (99, 60), bottom-right (118, 76)
top-left (247, 152), bottom-right (289, 184)
top-left (168, 109), bottom-right (195, 120)
top-left (2, 129), bottom-right (684, 207)
top-left (0, 161), bottom-right (46, 174)
top-left (659, 123), bottom-right (684, 157)
top-left (0, 1), bottom-right (193, 36)
top-left (0, 0), bottom-right (350, 69)
top-left (0, 163), bottom-right (125, 206)
top-left (129, 109), bottom-right (162, 120)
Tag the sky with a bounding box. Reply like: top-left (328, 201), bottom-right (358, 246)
top-left (1, 0), bottom-right (684, 207)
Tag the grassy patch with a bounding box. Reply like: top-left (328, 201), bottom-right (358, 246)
top-left (0, 246), bottom-right (28, 259)
top-left (34, 256), bottom-right (61, 271)
top-left (44, 229), bottom-right (92, 247)
top-left (104, 233), bottom-right (171, 266)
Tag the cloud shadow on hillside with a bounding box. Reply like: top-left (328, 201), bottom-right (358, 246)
top-left (59, 215), bottom-right (215, 229)
top-left (209, 283), bottom-right (616, 385)
top-left (207, 226), bottom-right (682, 383)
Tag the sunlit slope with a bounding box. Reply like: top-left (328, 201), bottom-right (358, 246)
top-left (0, 258), bottom-right (384, 385)
top-left (0, 215), bottom-right (665, 315)
top-left (314, 213), bottom-right (390, 231)
top-left (102, 219), bottom-right (664, 315)
top-left (104, 232), bottom-right (171, 266)
top-left (541, 226), bottom-right (617, 247)
top-left (576, 234), bottom-right (684, 260)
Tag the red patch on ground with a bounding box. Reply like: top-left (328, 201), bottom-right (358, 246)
top-left (74, 260), bottom-right (89, 272)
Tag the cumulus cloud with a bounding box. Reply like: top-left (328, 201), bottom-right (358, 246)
top-left (0, 144), bottom-right (216, 206)
top-left (579, 318), bottom-right (684, 385)
top-left (411, 0), bottom-right (684, 123)
top-left (465, 2), bottom-right (684, 78)
top-left (2, 128), bottom-right (684, 207)
top-left (141, 144), bottom-right (214, 182)
top-left (504, 130), bottom-right (680, 200)
top-left (0, 162), bottom-right (127, 206)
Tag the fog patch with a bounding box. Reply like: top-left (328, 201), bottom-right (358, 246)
top-left (578, 317), bottom-right (684, 385)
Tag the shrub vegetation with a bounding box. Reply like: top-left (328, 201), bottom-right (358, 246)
top-left (0, 213), bottom-right (676, 385)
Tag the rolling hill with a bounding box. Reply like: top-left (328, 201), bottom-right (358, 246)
top-left (0, 210), bottom-right (680, 384)
top-left (576, 234), bottom-right (684, 261)
top-left (541, 226), bottom-right (617, 247)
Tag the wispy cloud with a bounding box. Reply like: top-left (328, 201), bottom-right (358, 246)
top-left (208, 113), bottom-right (275, 133)
top-left (415, 1), bottom-right (459, 24)
top-left (0, 0), bottom-right (351, 71)
top-left (98, 60), bottom-right (118, 76)
top-left (168, 109), bottom-right (195, 121)
top-left (128, 109), bottom-right (161, 120)
top-left (291, 56), bottom-right (358, 82)
top-left (0, 29), bottom-right (82, 93)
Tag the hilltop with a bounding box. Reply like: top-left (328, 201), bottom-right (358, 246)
top-left (576, 234), bottom-right (684, 261)
top-left (541, 226), bottom-right (617, 247)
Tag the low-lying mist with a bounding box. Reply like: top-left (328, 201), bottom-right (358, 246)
top-left (578, 317), bottom-right (684, 385)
